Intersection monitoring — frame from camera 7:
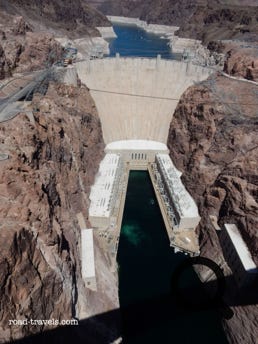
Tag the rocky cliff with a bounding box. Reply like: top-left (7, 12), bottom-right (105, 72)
top-left (1, 0), bottom-right (110, 38)
top-left (0, 79), bottom-right (119, 343)
top-left (0, 11), bottom-right (63, 80)
top-left (0, 0), bottom-right (112, 80)
top-left (223, 43), bottom-right (258, 82)
top-left (93, 0), bottom-right (258, 43)
top-left (167, 71), bottom-right (258, 343)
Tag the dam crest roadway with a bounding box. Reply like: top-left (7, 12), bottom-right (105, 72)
top-left (76, 55), bottom-right (213, 289)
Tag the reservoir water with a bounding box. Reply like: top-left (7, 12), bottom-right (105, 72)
top-left (108, 23), bottom-right (175, 59)
top-left (117, 171), bottom-right (228, 343)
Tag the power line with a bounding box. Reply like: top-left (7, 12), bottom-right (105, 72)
top-left (89, 88), bottom-right (258, 106)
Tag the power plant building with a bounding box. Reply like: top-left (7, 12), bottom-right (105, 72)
top-left (81, 228), bottom-right (97, 291)
top-left (88, 151), bottom-right (201, 257)
top-left (105, 140), bottom-right (169, 169)
top-left (221, 224), bottom-right (258, 287)
top-left (89, 153), bottom-right (123, 228)
top-left (154, 154), bottom-right (201, 231)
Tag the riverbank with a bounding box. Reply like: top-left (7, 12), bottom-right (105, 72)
top-left (106, 15), bottom-right (178, 56)
top-left (107, 15), bottom-right (179, 37)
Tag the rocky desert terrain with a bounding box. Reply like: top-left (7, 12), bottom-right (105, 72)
top-left (0, 0), bottom-right (258, 343)
top-left (0, 11), bottom-right (63, 80)
top-left (167, 54), bottom-right (258, 344)
top-left (1, 0), bottom-right (110, 38)
top-left (0, 2), bottom-right (122, 342)
top-left (0, 0), bottom-right (112, 80)
top-left (0, 78), bottom-right (120, 343)
top-left (92, 0), bottom-right (258, 43)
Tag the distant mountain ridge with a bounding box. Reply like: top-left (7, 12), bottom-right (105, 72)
top-left (87, 0), bottom-right (258, 43)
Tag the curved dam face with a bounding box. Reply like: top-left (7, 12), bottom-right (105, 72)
top-left (76, 57), bottom-right (212, 144)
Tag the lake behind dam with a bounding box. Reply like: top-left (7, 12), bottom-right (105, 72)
top-left (108, 23), bottom-right (177, 59)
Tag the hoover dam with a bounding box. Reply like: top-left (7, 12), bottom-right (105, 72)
top-left (76, 55), bottom-right (213, 277)
top-left (1, 2), bottom-right (258, 343)
top-left (76, 56), bottom-right (212, 143)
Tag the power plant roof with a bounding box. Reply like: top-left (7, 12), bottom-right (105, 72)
top-left (224, 224), bottom-right (258, 273)
top-left (156, 154), bottom-right (200, 218)
top-left (81, 229), bottom-right (95, 279)
top-left (89, 153), bottom-right (121, 218)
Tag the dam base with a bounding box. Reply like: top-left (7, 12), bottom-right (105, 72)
top-left (87, 140), bottom-right (200, 272)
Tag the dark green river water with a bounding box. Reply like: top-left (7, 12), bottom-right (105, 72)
top-left (117, 171), bottom-right (228, 344)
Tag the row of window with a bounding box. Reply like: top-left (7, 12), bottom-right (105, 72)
top-left (131, 153), bottom-right (147, 160)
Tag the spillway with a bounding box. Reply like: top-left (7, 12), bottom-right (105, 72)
top-left (76, 57), bottom-right (212, 144)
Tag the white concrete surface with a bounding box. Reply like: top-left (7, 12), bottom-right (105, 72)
top-left (63, 66), bottom-right (78, 86)
top-left (105, 140), bottom-right (169, 169)
top-left (105, 140), bottom-right (168, 152)
top-left (89, 154), bottom-right (123, 227)
top-left (81, 228), bottom-right (97, 290)
top-left (97, 26), bottom-right (117, 39)
top-left (170, 37), bottom-right (202, 54)
top-left (76, 57), bottom-right (212, 144)
top-left (224, 224), bottom-right (258, 273)
top-left (155, 154), bottom-right (201, 230)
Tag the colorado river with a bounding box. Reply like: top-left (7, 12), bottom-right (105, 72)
top-left (117, 171), bottom-right (228, 343)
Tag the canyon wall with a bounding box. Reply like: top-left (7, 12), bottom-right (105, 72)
top-left (91, 0), bottom-right (258, 43)
top-left (0, 0), bottom-right (110, 38)
top-left (167, 73), bottom-right (258, 343)
top-left (0, 80), bottom-right (119, 343)
top-left (0, 11), bottom-right (63, 80)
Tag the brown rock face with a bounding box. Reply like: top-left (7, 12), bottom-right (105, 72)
top-left (0, 82), bottom-right (118, 342)
top-left (0, 11), bottom-right (63, 79)
top-left (95, 0), bottom-right (258, 43)
top-left (15, 32), bottom-right (63, 72)
top-left (167, 74), bottom-right (258, 343)
top-left (223, 47), bottom-right (258, 82)
top-left (0, 44), bottom-right (11, 80)
top-left (1, 0), bottom-right (111, 38)
top-left (12, 16), bottom-right (29, 35)
top-left (168, 74), bottom-right (258, 261)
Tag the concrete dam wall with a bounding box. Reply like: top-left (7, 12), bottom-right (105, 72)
top-left (76, 57), bottom-right (212, 144)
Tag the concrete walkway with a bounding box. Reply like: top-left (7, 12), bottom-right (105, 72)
top-left (219, 70), bottom-right (258, 86)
